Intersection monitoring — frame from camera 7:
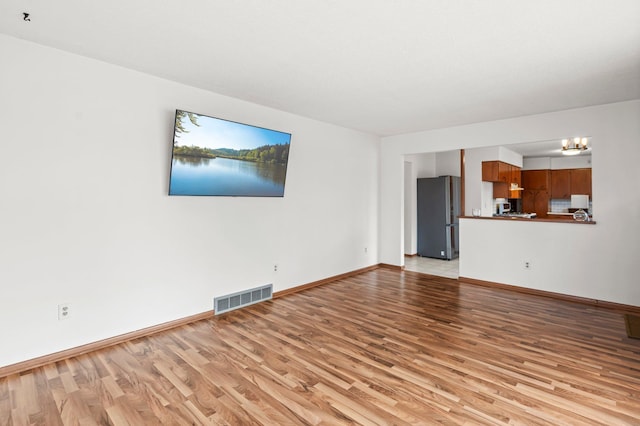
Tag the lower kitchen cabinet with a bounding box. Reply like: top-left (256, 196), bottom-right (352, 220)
top-left (522, 189), bottom-right (549, 218)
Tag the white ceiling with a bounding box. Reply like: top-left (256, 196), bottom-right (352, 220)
top-left (1, 0), bottom-right (639, 136)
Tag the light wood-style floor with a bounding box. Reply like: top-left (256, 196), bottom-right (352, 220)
top-left (2, 269), bottom-right (639, 425)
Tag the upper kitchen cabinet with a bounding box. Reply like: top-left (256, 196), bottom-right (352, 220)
top-left (522, 169), bottom-right (550, 190)
top-left (550, 169), bottom-right (571, 198)
top-left (550, 168), bottom-right (592, 199)
top-left (482, 161), bottom-right (499, 182)
top-left (570, 168), bottom-right (592, 198)
top-left (482, 161), bottom-right (522, 199)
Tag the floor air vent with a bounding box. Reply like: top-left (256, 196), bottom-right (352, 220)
top-left (214, 284), bottom-right (273, 315)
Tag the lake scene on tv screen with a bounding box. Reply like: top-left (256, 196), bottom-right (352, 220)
top-left (169, 110), bottom-right (291, 196)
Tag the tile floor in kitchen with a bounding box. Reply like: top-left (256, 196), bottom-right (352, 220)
top-left (404, 255), bottom-right (459, 279)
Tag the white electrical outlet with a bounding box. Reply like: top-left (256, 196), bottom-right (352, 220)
top-left (364, 247), bottom-right (368, 253)
top-left (58, 303), bottom-right (70, 320)
top-left (274, 264), bottom-right (278, 272)
top-left (524, 261), bottom-right (531, 269)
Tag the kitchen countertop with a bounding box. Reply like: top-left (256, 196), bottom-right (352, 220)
top-left (460, 215), bottom-right (596, 224)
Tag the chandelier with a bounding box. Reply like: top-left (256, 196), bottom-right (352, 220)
top-left (562, 137), bottom-right (588, 156)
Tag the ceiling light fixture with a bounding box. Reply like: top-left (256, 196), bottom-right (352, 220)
top-left (561, 137), bottom-right (588, 156)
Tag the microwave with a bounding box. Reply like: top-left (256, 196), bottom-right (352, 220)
top-left (497, 202), bottom-right (511, 214)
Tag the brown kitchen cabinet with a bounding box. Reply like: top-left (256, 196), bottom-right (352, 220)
top-left (550, 169), bottom-right (571, 199)
top-left (482, 161), bottom-right (499, 182)
top-left (497, 162), bottom-right (511, 183)
top-left (570, 168), bottom-right (592, 198)
top-left (509, 165), bottom-right (522, 199)
top-left (522, 170), bottom-right (550, 217)
top-left (493, 182), bottom-right (509, 199)
top-left (522, 169), bottom-right (549, 190)
top-left (549, 168), bottom-right (592, 199)
top-left (522, 189), bottom-right (550, 218)
top-left (482, 161), bottom-right (521, 199)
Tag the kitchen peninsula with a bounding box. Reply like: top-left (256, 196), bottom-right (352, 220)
top-left (460, 214), bottom-right (595, 224)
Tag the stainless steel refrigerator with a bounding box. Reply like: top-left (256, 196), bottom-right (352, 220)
top-left (417, 176), bottom-right (460, 260)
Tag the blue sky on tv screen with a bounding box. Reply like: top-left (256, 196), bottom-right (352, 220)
top-left (174, 111), bottom-right (291, 150)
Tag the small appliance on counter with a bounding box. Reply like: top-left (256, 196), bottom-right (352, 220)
top-left (569, 194), bottom-right (590, 214)
top-left (494, 198), bottom-right (536, 218)
top-left (495, 199), bottom-right (511, 215)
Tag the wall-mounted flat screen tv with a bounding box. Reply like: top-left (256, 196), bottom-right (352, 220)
top-left (169, 110), bottom-right (292, 197)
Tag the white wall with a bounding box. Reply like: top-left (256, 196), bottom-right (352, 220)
top-left (464, 147), bottom-right (500, 217)
top-left (523, 157), bottom-right (552, 170)
top-left (407, 153), bottom-right (436, 178)
top-left (0, 35), bottom-right (379, 368)
top-left (403, 162), bottom-right (415, 254)
top-left (550, 155), bottom-right (592, 169)
top-left (435, 150), bottom-right (461, 177)
top-left (498, 147), bottom-right (523, 168)
top-left (380, 100), bottom-right (640, 306)
top-left (404, 150), bottom-right (460, 179)
top-left (523, 155), bottom-right (592, 170)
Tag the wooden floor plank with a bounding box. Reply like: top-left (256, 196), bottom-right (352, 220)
top-left (1, 268), bottom-right (640, 425)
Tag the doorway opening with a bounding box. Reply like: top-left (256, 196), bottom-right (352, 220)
top-left (403, 150), bottom-right (462, 279)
